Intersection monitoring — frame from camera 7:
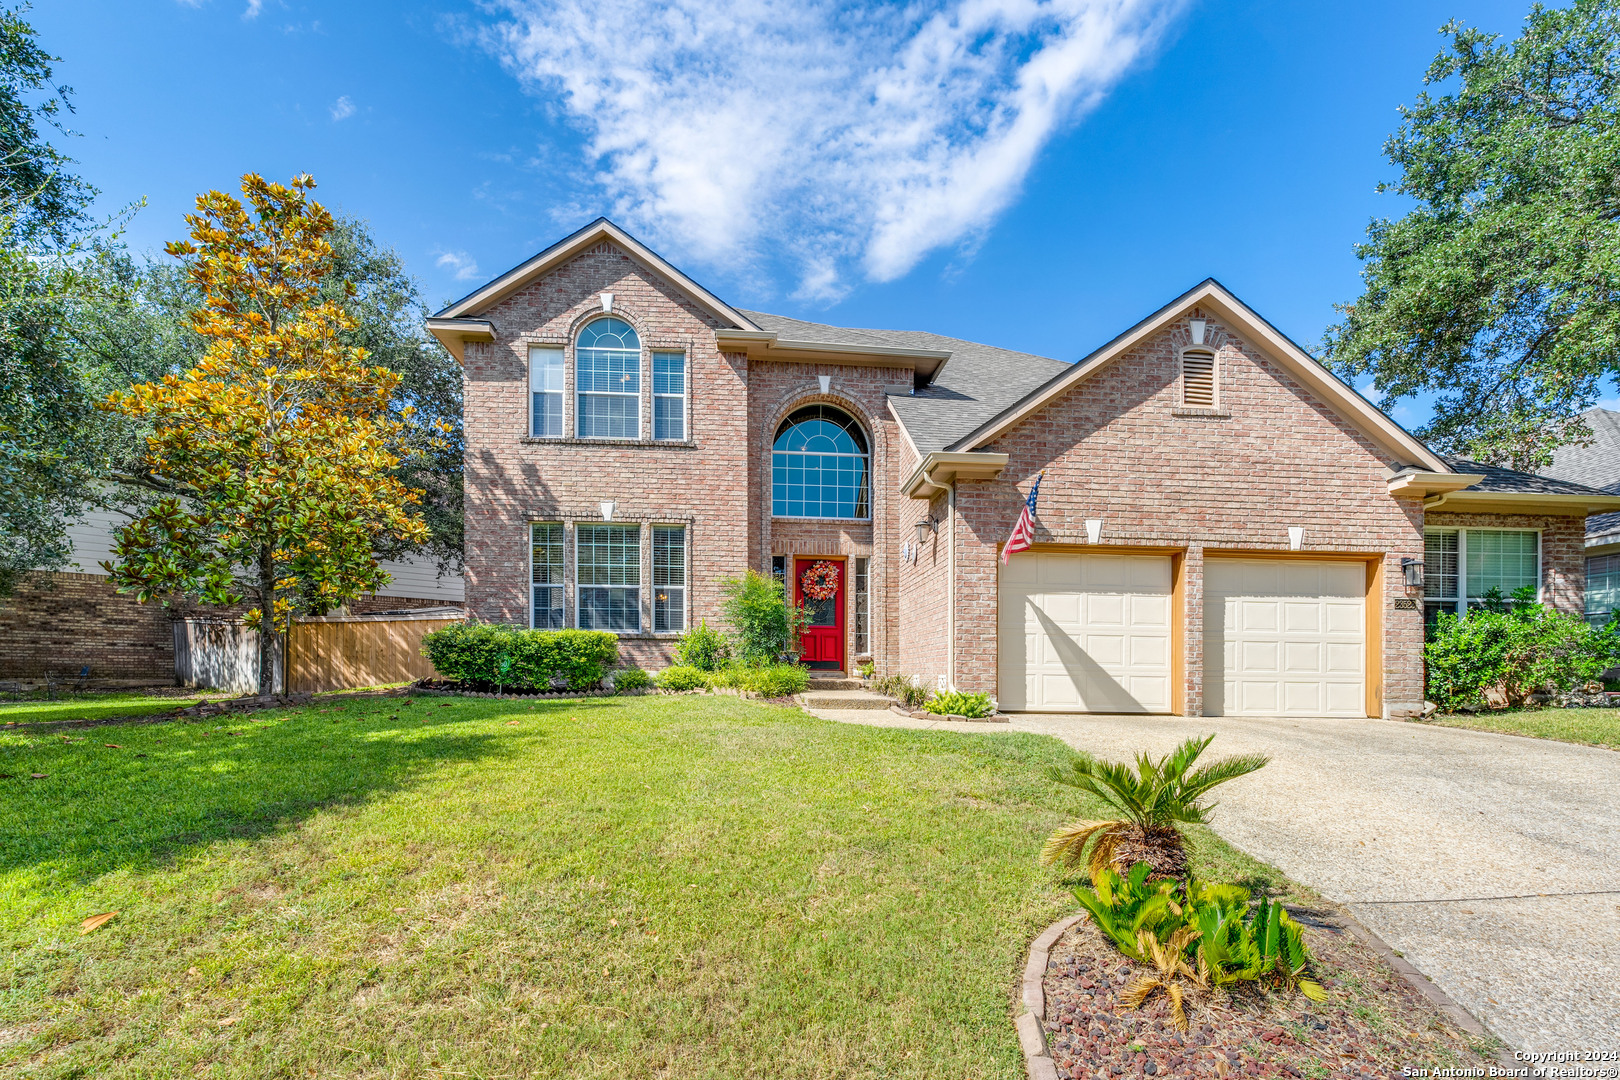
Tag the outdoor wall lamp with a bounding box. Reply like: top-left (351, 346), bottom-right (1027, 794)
top-left (1401, 557), bottom-right (1424, 589)
top-left (914, 517), bottom-right (937, 546)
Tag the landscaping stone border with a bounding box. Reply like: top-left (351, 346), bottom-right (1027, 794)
top-left (1014, 907), bottom-right (1503, 1080)
top-left (886, 704), bottom-right (1011, 724)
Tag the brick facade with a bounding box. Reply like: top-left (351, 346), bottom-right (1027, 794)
top-left (461, 255), bottom-right (1595, 715)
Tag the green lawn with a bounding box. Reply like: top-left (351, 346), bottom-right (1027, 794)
top-left (0, 693), bottom-right (1289, 1079)
top-left (0, 690), bottom-right (200, 726)
top-left (1428, 707), bottom-right (1620, 749)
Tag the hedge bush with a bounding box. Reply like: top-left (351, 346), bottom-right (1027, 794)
top-left (743, 664), bottom-right (810, 698)
top-left (612, 667), bottom-right (652, 694)
top-left (1425, 588), bottom-right (1620, 709)
top-left (924, 690), bottom-right (995, 718)
top-left (675, 620), bottom-right (730, 671)
top-left (421, 622), bottom-right (619, 691)
top-left (656, 665), bottom-right (711, 691)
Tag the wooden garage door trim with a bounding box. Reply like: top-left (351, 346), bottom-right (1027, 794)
top-left (995, 546), bottom-right (1187, 714)
top-left (1203, 550), bottom-right (1383, 718)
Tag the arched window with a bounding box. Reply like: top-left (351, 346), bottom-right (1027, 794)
top-left (772, 405), bottom-right (870, 519)
top-left (577, 317), bottom-right (640, 438)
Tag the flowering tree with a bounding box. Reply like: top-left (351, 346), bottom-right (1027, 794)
top-left (102, 174), bottom-right (434, 693)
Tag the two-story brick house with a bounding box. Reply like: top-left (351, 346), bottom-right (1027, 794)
top-left (430, 218), bottom-right (1620, 717)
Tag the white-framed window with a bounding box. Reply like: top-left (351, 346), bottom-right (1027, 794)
top-left (531, 523), bottom-right (565, 629)
top-left (1587, 554), bottom-right (1620, 626)
top-left (529, 346), bottom-right (564, 437)
top-left (577, 317), bottom-right (640, 439)
top-left (772, 404), bottom-right (870, 520)
top-left (1424, 528), bottom-right (1541, 627)
top-left (653, 525), bottom-right (686, 633)
top-left (577, 523), bottom-right (641, 632)
top-left (653, 351), bottom-right (685, 441)
top-left (1180, 347), bottom-right (1217, 408)
top-left (852, 556), bottom-right (869, 655)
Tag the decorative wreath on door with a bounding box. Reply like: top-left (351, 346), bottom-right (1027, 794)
top-left (800, 560), bottom-right (840, 601)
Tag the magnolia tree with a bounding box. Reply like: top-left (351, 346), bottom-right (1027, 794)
top-left (102, 174), bottom-right (436, 693)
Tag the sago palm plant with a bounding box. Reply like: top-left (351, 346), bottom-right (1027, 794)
top-left (1040, 734), bottom-right (1269, 881)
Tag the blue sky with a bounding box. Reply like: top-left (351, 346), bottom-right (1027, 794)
top-left (38, 0), bottom-right (1547, 429)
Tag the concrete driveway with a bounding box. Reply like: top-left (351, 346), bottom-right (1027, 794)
top-left (815, 708), bottom-right (1620, 1052)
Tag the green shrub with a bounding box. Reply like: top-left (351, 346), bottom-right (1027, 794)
top-left (1072, 863), bottom-right (1326, 1013)
top-left (857, 661), bottom-right (875, 679)
top-left (872, 673), bottom-right (931, 709)
top-left (743, 664), bottom-right (810, 698)
top-left (655, 665), bottom-right (711, 692)
top-left (612, 667), bottom-right (652, 693)
top-left (924, 690), bottom-right (995, 718)
top-left (421, 622), bottom-right (619, 691)
top-left (675, 620), bottom-right (730, 672)
top-left (1425, 587), bottom-right (1620, 709)
top-left (718, 569), bottom-right (809, 664)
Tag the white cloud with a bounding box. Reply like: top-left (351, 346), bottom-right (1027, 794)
top-left (329, 95), bottom-right (356, 122)
top-left (436, 250), bottom-right (482, 281)
top-left (243, 0), bottom-right (263, 17)
top-left (486, 0), bottom-right (1182, 299)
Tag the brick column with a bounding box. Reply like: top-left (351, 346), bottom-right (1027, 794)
top-left (1182, 543), bottom-right (1204, 717)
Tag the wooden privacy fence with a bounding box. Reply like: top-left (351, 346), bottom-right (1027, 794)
top-left (176, 608), bottom-right (464, 694)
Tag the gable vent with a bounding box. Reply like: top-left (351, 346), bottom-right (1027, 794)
top-left (1181, 348), bottom-right (1216, 407)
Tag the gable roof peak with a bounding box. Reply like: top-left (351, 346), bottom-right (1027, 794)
top-left (432, 217), bottom-right (759, 332)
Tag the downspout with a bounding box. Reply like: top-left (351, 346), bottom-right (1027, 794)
top-left (947, 482), bottom-right (956, 691)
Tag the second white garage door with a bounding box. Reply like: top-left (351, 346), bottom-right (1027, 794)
top-left (1204, 558), bottom-right (1366, 717)
top-left (998, 552), bottom-right (1173, 713)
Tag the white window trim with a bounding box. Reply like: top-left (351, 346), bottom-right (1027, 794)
top-left (575, 322), bottom-right (643, 441)
top-left (651, 522), bottom-right (689, 635)
top-left (529, 521), bottom-right (567, 629)
top-left (1424, 526), bottom-right (1543, 614)
top-left (575, 521), bottom-right (643, 633)
top-left (652, 351), bottom-right (687, 443)
top-left (529, 346), bottom-right (566, 438)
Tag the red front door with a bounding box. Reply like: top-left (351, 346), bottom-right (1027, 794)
top-left (794, 558), bottom-right (845, 670)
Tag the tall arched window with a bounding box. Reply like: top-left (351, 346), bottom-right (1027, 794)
top-left (577, 317), bottom-right (640, 438)
top-left (772, 405), bottom-right (870, 519)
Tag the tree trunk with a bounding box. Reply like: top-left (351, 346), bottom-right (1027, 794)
top-left (1111, 825), bottom-right (1189, 882)
top-left (257, 560), bottom-right (283, 696)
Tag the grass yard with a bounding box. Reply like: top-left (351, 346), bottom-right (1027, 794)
top-left (1428, 707), bottom-right (1620, 749)
top-left (0, 694), bottom-right (1286, 1079)
top-left (0, 690), bottom-right (201, 727)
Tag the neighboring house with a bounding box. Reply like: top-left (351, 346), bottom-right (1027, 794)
top-left (0, 511), bottom-right (463, 684)
top-left (1537, 407), bottom-right (1620, 623)
top-left (429, 218), bottom-right (1620, 717)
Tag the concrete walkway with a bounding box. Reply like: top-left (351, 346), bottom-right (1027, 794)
top-left (806, 707), bottom-right (1620, 1053)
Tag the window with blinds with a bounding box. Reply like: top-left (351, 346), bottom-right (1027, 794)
top-left (1181, 348), bottom-right (1217, 407)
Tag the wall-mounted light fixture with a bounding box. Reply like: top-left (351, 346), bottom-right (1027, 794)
top-left (600, 292), bottom-right (614, 313)
top-left (1084, 519), bottom-right (1103, 545)
top-left (1287, 526), bottom-right (1304, 550)
top-left (600, 501), bottom-right (617, 521)
top-left (1401, 557), bottom-right (1424, 590)
top-left (818, 374), bottom-right (832, 394)
top-left (914, 517), bottom-right (937, 546)
top-left (1189, 318), bottom-right (1207, 346)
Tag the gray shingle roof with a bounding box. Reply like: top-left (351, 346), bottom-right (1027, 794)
top-left (1540, 408), bottom-right (1620, 494)
top-left (739, 309), bottom-right (1071, 453)
top-left (1442, 455), bottom-right (1612, 495)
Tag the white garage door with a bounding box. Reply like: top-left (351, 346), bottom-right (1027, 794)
top-left (1204, 558), bottom-right (1365, 717)
top-left (998, 552), bottom-right (1173, 713)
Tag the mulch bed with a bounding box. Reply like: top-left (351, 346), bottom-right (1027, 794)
top-left (1040, 909), bottom-right (1494, 1079)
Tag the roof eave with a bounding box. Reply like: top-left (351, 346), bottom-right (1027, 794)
top-left (1387, 472), bottom-right (1485, 497)
top-left (424, 317), bottom-right (495, 364)
top-left (1423, 490), bottom-right (1620, 515)
top-left (433, 218), bottom-right (760, 332)
top-left (901, 451), bottom-right (1010, 500)
top-left (716, 330), bottom-right (950, 378)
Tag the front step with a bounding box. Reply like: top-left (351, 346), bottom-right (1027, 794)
top-left (797, 689), bottom-right (894, 710)
top-left (807, 676), bottom-right (864, 690)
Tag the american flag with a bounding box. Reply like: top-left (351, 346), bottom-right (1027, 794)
top-left (1000, 471), bottom-right (1044, 565)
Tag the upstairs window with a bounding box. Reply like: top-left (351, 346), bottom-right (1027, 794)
top-left (653, 351), bottom-right (686, 441)
top-left (577, 317), bottom-right (640, 439)
top-left (1181, 348), bottom-right (1217, 407)
top-left (772, 405), bottom-right (870, 520)
top-left (529, 346), bottom-right (564, 437)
